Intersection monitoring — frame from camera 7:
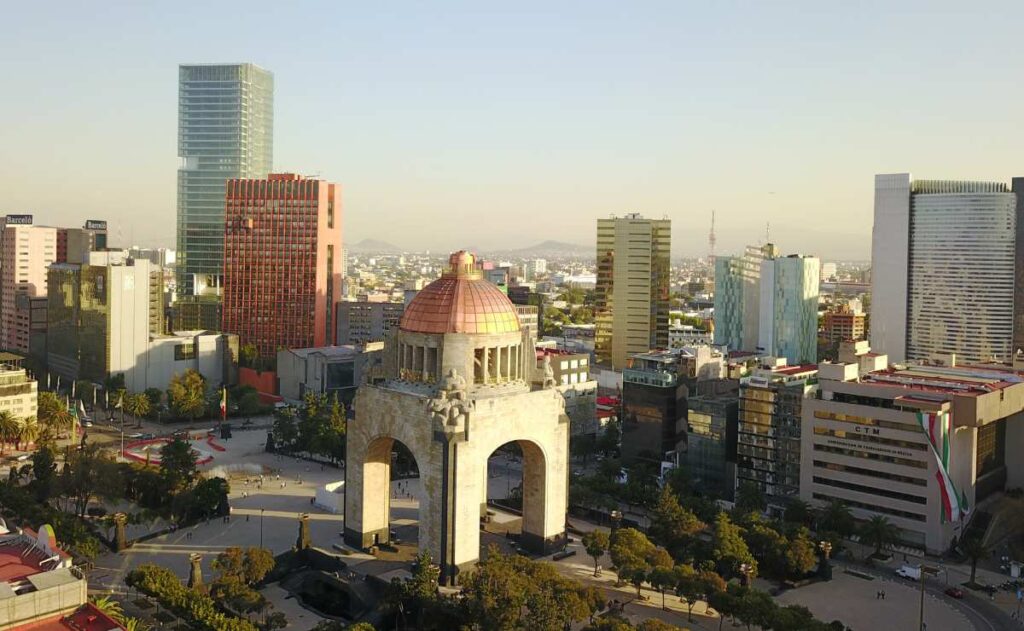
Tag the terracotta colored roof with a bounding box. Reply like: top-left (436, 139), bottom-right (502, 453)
top-left (399, 251), bottom-right (521, 335)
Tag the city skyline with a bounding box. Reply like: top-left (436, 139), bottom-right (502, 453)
top-left (4, 3), bottom-right (1024, 258)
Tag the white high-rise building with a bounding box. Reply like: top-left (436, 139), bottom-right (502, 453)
top-left (870, 174), bottom-right (1021, 364)
top-left (758, 255), bottom-right (820, 365)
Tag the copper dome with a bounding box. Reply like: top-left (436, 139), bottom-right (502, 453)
top-left (399, 251), bottom-right (521, 335)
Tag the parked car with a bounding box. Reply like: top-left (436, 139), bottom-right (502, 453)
top-left (944, 587), bottom-right (964, 599)
top-left (895, 565), bottom-right (921, 581)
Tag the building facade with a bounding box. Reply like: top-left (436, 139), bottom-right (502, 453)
top-left (595, 214), bottom-right (671, 369)
top-left (277, 344), bottom-right (381, 406)
top-left (871, 174), bottom-right (1022, 364)
top-left (336, 300), bottom-right (405, 346)
top-left (222, 173), bottom-right (343, 358)
top-left (47, 252), bottom-right (233, 391)
top-left (177, 63), bottom-right (273, 298)
top-left (758, 255), bottom-right (820, 364)
top-left (802, 351), bottom-right (1024, 553)
top-left (686, 380), bottom-right (739, 501)
top-left (713, 243), bottom-right (778, 353)
top-left (822, 304), bottom-right (866, 344)
top-left (1, 220), bottom-right (57, 353)
top-left (737, 360), bottom-right (817, 507)
top-left (0, 357), bottom-right (38, 422)
top-left (515, 304), bottom-right (539, 341)
top-left (622, 349), bottom-right (687, 463)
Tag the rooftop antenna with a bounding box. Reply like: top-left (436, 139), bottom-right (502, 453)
top-left (765, 221), bottom-right (771, 244)
top-left (708, 210), bottom-right (717, 263)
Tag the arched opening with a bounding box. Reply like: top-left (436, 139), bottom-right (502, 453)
top-left (482, 440), bottom-right (549, 556)
top-left (357, 436), bottom-right (421, 556)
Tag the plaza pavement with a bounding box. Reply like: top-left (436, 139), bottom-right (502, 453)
top-left (82, 420), bottom-right (1011, 630)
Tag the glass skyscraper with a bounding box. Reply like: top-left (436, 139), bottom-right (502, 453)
top-left (870, 174), bottom-right (1023, 364)
top-left (177, 63), bottom-right (273, 298)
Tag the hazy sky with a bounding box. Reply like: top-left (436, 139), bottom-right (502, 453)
top-left (2, 2), bottom-right (1023, 259)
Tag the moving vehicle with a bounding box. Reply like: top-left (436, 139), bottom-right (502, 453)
top-left (896, 565), bottom-right (921, 580)
top-left (944, 587), bottom-right (964, 599)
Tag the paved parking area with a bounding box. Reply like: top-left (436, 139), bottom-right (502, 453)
top-left (776, 569), bottom-right (976, 631)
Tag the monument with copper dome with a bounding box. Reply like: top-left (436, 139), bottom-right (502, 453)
top-left (344, 251), bottom-right (569, 584)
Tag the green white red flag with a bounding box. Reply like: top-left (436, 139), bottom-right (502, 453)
top-left (916, 411), bottom-right (968, 523)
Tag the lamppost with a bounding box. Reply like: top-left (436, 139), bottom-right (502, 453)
top-left (819, 540), bottom-right (833, 581)
top-left (260, 508), bottom-right (265, 548)
top-left (918, 564), bottom-right (939, 631)
top-left (740, 562), bottom-right (754, 587)
top-left (610, 510), bottom-right (623, 533)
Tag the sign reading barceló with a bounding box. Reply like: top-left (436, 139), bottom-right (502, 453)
top-left (85, 220), bottom-right (107, 230)
top-left (5, 215), bottom-right (32, 225)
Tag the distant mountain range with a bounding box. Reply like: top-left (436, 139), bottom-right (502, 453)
top-left (510, 240), bottom-right (591, 256)
top-left (345, 239), bottom-right (404, 254)
top-left (344, 238), bottom-right (592, 258)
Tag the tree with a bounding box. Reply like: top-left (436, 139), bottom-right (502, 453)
top-left (649, 486), bottom-right (704, 554)
top-left (59, 443), bottom-right (123, 516)
top-left (37, 391), bottom-right (64, 424)
top-left (609, 528), bottom-right (656, 596)
top-left (123, 393), bottom-right (152, 426)
top-left (711, 513), bottom-right (755, 578)
top-left (185, 476), bottom-right (230, 520)
top-left (212, 547), bottom-right (275, 586)
top-left (860, 515), bottom-right (900, 558)
top-left (460, 546), bottom-right (600, 631)
top-left (783, 499), bottom-right (813, 527)
top-left (160, 439), bottom-right (198, 492)
top-left (816, 500), bottom-right (855, 541)
top-left (637, 620), bottom-right (684, 631)
top-left (0, 411), bottom-right (18, 454)
top-left (649, 561), bottom-right (676, 609)
top-left (16, 417), bottom-right (39, 450)
top-left (90, 595), bottom-right (126, 622)
top-left (962, 535), bottom-right (989, 585)
top-left (673, 564), bottom-right (701, 621)
top-left (734, 482), bottom-right (767, 514)
top-left (582, 530), bottom-right (610, 576)
top-left (735, 587), bottom-right (777, 631)
top-left (772, 605), bottom-right (819, 631)
top-left (30, 442), bottom-right (58, 502)
top-left (144, 387), bottom-right (164, 410)
top-left (785, 528), bottom-right (819, 578)
top-left (168, 370), bottom-right (208, 421)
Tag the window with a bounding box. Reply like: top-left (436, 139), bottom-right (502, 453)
top-left (175, 343), bottom-right (196, 360)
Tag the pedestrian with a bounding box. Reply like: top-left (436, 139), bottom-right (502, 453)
top-left (882, 590), bottom-right (886, 600)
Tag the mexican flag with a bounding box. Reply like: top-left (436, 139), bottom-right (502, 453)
top-left (917, 411), bottom-right (968, 523)
top-left (220, 387), bottom-right (227, 420)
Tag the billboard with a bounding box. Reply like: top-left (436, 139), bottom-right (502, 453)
top-left (85, 220), bottom-right (107, 231)
top-left (5, 215), bottom-right (32, 225)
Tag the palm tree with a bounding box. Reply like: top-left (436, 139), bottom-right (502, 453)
top-left (17, 417), bottom-right (39, 450)
top-left (89, 595), bottom-right (125, 622)
top-left (122, 393), bottom-right (151, 428)
top-left (0, 411), bottom-right (18, 454)
top-left (962, 536), bottom-right (989, 585)
top-left (860, 515), bottom-right (900, 558)
top-left (124, 618), bottom-right (151, 631)
top-left (37, 391), bottom-right (63, 423)
top-left (45, 404), bottom-right (75, 436)
top-left (816, 499), bottom-right (855, 539)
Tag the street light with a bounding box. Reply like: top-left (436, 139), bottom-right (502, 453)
top-left (260, 508), bottom-right (265, 548)
top-left (819, 541), bottom-right (833, 581)
top-left (741, 561), bottom-right (757, 585)
top-left (918, 564), bottom-right (939, 631)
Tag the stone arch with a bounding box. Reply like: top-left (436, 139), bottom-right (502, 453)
top-left (345, 430), bottom-right (433, 552)
top-left (485, 439), bottom-right (553, 553)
